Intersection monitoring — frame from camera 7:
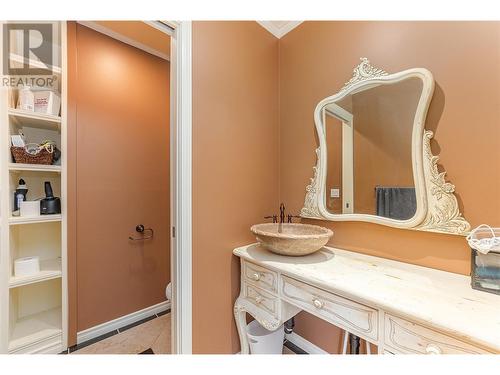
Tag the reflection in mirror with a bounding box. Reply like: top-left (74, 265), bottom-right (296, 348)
top-left (325, 78), bottom-right (423, 220)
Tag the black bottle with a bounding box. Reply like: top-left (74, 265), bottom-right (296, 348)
top-left (13, 178), bottom-right (28, 212)
top-left (40, 181), bottom-right (61, 215)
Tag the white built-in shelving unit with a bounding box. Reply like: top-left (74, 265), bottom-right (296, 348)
top-left (0, 21), bottom-right (67, 354)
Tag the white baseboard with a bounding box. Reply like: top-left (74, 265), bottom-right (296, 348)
top-left (77, 301), bottom-right (170, 344)
top-left (285, 332), bottom-right (328, 354)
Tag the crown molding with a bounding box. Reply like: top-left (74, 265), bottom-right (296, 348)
top-left (77, 21), bottom-right (170, 61)
top-left (257, 21), bottom-right (303, 39)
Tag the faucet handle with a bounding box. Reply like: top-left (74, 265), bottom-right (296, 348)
top-left (264, 215), bottom-right (278, 223)
top-left (287, 214), bottom-right (302, 223)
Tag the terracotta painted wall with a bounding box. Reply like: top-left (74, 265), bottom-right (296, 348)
top-left (279, 21), bottom-right (500, 353)
top-left (192, 22), bottom-right (279, 353)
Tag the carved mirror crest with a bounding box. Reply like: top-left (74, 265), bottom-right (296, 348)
top-left (301, 58), bottom-right (470, 235)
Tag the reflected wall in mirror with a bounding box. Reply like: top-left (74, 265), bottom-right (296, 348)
top-left (302, 58), bottom-right (471, 235)
top-left (325, 78), bottom-right (422, 220)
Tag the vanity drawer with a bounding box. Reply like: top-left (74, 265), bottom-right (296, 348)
top-left (243, 283), bottom-right (279, 318)
top-left (384, 314), bottom-right (491, 354)
top-left (243, 261), bottom-right (278, 293)
top-left (281, 275), bottom-right (378, 341)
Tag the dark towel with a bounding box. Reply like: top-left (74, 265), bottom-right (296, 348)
top-left (376, 187), bottom-right (416, 220)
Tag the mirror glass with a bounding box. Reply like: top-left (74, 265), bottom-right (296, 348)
top-left (324, 77), bottom-right (423, 220)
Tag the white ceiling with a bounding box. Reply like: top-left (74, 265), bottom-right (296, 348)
top-left (257, 21), bottom-right (303, 38)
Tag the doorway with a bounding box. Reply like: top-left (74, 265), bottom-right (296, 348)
top-left (67, 21), bottom-right (172, 353)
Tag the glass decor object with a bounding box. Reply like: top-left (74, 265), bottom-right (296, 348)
top-left (469, 226), bottom-right (500, 295)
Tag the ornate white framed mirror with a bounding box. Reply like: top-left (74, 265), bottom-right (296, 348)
top-left (301, 58), bottom-right (470, 235)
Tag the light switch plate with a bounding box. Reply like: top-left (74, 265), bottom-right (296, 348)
top-left (330, 188), bottom-right (340, 198)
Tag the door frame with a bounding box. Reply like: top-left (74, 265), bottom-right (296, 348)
top-left (143, 20), bottom-right (193, 355)
top-left (325, 104), bottom-right (354, 214)
top-left (161, 20), bottom-right (193, 355)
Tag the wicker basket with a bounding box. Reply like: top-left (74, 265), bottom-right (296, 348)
top-left (11, 146), bottom-right (54, 165)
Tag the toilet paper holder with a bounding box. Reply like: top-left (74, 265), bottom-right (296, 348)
top-left (129, 224), bottom-right (154, 241)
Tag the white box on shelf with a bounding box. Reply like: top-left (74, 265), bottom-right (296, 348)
top-left (14, 256), bottom-right (40, 277)
top-left (17, 86), bottom-right (34, 112)
top-left (20, 201), bottom-right (40, 217)
top-left (33, 90), bottom-right (61, 116)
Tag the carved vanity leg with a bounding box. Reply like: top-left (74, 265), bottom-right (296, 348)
top-left (234, 298), bottom-right (250, 354)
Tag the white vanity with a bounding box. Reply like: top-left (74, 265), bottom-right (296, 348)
top-left (234, 244), bottom-right (500, 354)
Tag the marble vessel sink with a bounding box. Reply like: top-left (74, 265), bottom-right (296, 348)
top-left (250, 223), bottom-right (333, 256)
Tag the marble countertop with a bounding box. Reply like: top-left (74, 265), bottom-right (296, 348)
top-left (234, 243), bottom-right (500, 352)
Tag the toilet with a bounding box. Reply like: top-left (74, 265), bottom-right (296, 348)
top-left (165, 282), bottom-right (172, 302)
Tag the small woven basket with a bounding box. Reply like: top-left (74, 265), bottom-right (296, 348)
top-left (11, 146), bottom-right (54, 165)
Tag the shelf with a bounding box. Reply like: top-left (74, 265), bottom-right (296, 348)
top-left (9, 215), bottom-right (62, 226)
top-left (8, 307), bottom-right (62, 352)
top-left (9, 163), bottom-right (61, 173)
top-left (9, 259), bottom-right (62, 289)
top-left (4, 22), bottom-right (65, 355)
top-left (8, 108), bottom-right (61, 130)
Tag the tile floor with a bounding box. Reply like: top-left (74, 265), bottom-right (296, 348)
top-left (72, 313), bottom-right (171, 354)
top-left (71, 312), bottom-right (302, 354)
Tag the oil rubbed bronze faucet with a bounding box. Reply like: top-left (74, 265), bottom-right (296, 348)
top-left (264, 203), bottom-right (301, 224)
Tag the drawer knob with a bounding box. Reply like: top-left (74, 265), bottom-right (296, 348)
top-left (425, 344), bottom-right (442, 355)
top-left (312, 298), bottom-right (324, 309)
top-left (254, 296), bottom-right (263, 304)
top-left (251, 273), bottom-right (261, 281)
